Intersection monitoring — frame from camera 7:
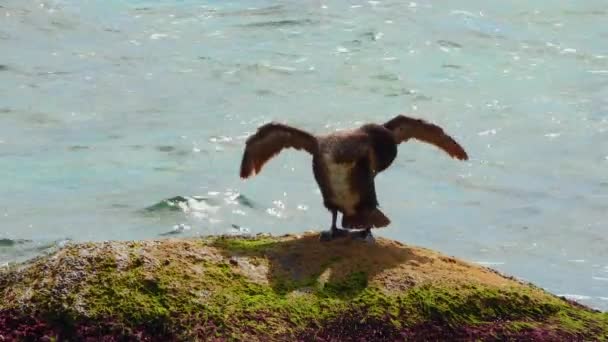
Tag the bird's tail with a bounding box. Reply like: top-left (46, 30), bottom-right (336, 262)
top-left (342, 208), bottom-right (390, 229)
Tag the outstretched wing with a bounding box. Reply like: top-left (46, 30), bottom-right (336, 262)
top-left (384, 115), bottom-right (468, 160)
top-left (240, 122), bottom-right (318, 178)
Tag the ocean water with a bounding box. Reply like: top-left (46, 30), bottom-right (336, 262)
top-left (1, 0), bottom-right (607, 310)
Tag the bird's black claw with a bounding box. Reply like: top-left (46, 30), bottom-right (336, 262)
top-left (319, 228), bottom-right (349, 242)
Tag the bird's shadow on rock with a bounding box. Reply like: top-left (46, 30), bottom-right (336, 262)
top-left (211, 233), bottom-right (433, 299)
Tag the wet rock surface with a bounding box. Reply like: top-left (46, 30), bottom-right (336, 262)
top-left (1, 233), bottom-right (606, 341)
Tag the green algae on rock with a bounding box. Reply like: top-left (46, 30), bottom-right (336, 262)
top-left (1, 233), bottom-right (606, 341)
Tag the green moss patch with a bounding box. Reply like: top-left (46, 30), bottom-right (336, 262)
top-left (211, 235), bottom-right (278, 253)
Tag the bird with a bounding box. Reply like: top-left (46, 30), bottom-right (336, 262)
top-left (239, 114), bottom-right (468, 243)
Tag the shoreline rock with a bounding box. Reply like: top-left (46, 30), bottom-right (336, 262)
top-left (1, 233), bottom-right (607, 341)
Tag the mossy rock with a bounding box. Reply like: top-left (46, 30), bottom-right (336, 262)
top-left (0, 233), bottom-right (606, 341)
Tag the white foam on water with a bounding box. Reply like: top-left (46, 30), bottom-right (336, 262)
top-left (474, 261), bottom-right (506, 266)
top-left (558, 294), bottom-right (592, 301)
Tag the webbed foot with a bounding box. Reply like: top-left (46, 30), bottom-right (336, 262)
top-left (319, 227), bottom-right (349, 242)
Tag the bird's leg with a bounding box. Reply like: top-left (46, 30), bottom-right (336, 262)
top-left (319, 210), bottom-right (348, 241)
top-left (351, 228), bottom-right (376, 244)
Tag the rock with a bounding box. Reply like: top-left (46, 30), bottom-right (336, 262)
top-left (0, 233), bottom-right (606, 341)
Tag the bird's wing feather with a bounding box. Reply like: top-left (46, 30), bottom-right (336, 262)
top-left (385, 115), bottom-right (468, 160)
top-left (240, 122), bottom-right (318, 178)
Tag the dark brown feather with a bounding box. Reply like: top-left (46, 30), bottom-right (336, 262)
top-left (239, 122), bottom-right (318, 178)
top-left (342, 209), bottom-right (390, 229)
top-left (320, 133), bottom-right (370, 164)
top-left (384, 115), bottom-right (469, 160)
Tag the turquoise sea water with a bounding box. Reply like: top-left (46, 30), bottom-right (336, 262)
top-left (1, 0), bottom-right (607, 310)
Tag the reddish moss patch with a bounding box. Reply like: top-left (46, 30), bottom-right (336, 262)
top-left (0, 309), bottom-right (58, 341)
top-left (296, 310), bottom-right (593, 342)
